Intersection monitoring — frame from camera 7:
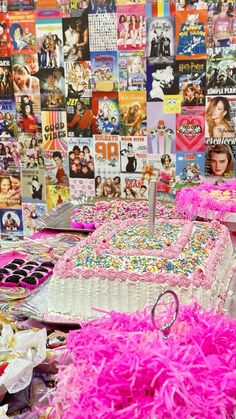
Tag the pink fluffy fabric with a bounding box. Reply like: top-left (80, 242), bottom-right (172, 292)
top-left (176, 179), bottom-right (236, 220)
top-left (47, 304), bottom-right (236, 418)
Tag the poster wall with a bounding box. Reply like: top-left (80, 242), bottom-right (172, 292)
top-left (0, 0), bottom-right (235, 239)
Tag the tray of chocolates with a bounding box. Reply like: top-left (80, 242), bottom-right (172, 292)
top-left (0, 258), bottom-right (55, 290)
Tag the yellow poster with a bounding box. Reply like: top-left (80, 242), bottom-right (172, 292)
top-left (163, 95), bottom-right (181, 114)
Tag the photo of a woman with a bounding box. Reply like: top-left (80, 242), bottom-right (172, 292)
top-left (0, 176), bottom-right (11, 207)
top-left (206, 96), bottom-right (235, 138)
top-left (67, 100), bottom-right (93, 137)
top-left (0, 173), bottom-right (21, 208)
top-left (120, 142), bottom-right (137, 173)
top-left (12, 64), bottom-right (39, 94)
top-left (212, 0), bottom-right (234, 47)
top-left (19, 101), bottom-right (39, 134)
top-left (156, 154), bottom-right (176, 194)
top-left (207, 144), bottom-right (235, 177)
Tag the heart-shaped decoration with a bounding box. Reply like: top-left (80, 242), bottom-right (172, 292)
top-left (176, 113), bottom-right (205, 151)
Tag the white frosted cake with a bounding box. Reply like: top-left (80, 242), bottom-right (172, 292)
top-left (47, 219), bottom-right (234, 319)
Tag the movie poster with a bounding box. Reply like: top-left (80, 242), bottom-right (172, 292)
top-left (38, 67), bottom-right (66, 111)
top-left (176, 10), bottom-right (207, 60)
top-left (117, 5), bottom-right (146, 51)
top-left (0, 169), bottom-right (21, 208)
top-left (62, 15), bottom-right (90, 61)
top-left (121, 175), bottom-right (148, 199)
top-left (15, 94), bottom-right (41, 134)
top-left (175, 151), bottom-right (205, 190)
top-left (94, 134), bottom-right (120, 193)
top-left (118, 50), bottom-right (146, 91)
top-left (92, 92), bottom-right (119, 134)
top-left (120, 136), bottom-right (147, 174)
top-left (65, 61), bottom-right (92, 98)
top-left (205, 138), bottom-right (236, 178)
top-left (0, 57), bottom-right (13, 98)
top-left (68, 137), bottom-right (94, 178)
top-left (88, 13), bottom-right (117, 51)
top-left (0, 208), bottom-right (23, 241)
top-left (0, 138), bottom-right (19, 171)
top-left (177, 60), bottom-right (206, 107)
top-left (46, 184), bottom-right (70, 210)
top-left (36, 18), bottom-right (64, 68)
top-left (22, 203), bottom-right (46, 237)
top-left (67, 97), bottom-right (92, 137)
top-left (147, 102), bottom-right (175, 154)
top-left (44, 149), bottom-right (69, 186)
top-left (7, 0), bottom-right (35, 11)
top-left (119, 90), bottom-right (146, 136)
top-left (90, 51), bottom-right (118, 92)
top-left (7, 11), bottom-right (36, 55)
top-left (0, 99), bottom-right (18, 137)
top-left (176, 107), bottom-right (205, 151)
top-left (207, 1), bottom-right (236, 50)
top-left (205, 96), bottom-right (236, 139)
top-left (41, 111), bottom-right (68, 151)
top-left (70, 178), bottom-right (95, 199)
top-left (206, 56), bottom-right (236, 96)
top-left (147, 16), bottom-right (175, 63)
top-left (18, 133), bottom-right (44, 169)
top-left (147, 62), bottom-right (178, 101)
top-left (21, 168), bottom-right (46, 203)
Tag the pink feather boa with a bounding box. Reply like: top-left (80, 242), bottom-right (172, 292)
top-left (176, 179), bottom-right (236, 220)
top-left (46, 304), bottom-right (236, 418)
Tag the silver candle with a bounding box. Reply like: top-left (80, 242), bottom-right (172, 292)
top-left (148, 179), bottom-right (157, 236)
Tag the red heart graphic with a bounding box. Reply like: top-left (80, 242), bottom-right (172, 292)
top-left (176, 115), bottom-right (205, 151)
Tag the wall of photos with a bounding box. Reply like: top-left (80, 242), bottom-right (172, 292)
top-left (0, 0), bottom-right (235, 240)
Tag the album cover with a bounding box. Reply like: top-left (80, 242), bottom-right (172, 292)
top-left (67, 97), bottom-right (92, 138)
top-left (176, 107), bottom-right (205, 151)
top-left (15, 93), bottom-right (41, 134)
top-left (46, 184), bottom-right (70, 210)
top-left (117, 5), bottom-right (146, 51)
top-left (0, 57), bottom-right (13, 98)
top-left (36, 18), bottom-right (64, 68)
top-left (88, 13), bottom-right (117, 51)
top-left (177, 60), bottom-right (206, 107)
top-left (22, 203), bottom-right (46, 237)
top-left (176, 0), bottom-right (207, 11)
top-left (120, 135), bottom-right (147, 174)
top-left (121, 174), bottom-right (148, 199)
top-left (175, 151), bottom-right (205, 190)
top-left (7, 11), bottom-right (36, 55)
top-left (21, 168), bottom-right (46, 203)
top-left (176, 10), bottom-right (207, 60)
top-left (147, 102), bottom-right (175, 154)
top-left (0, 169), bottom-right (21, 208)
top-left (0, 138), bottom-right (19, 171)
top-left (44, 149), bottom-right (69, 186)
top-left (41, 110), bottom-right (68, 151)
top-left (118, 50), bottom-right (146, 91)
top-left (147, 62), bottom-right (178, 101)
top-left (206, 56), bottom-right (236, 96)
top-left (68, 137), bottom-right (94, 178)
top-left (0, 208), bottom-right (23, 241)
top-left (62, 16), bottom-right (90, 61)
top-left (94, 134), bottom-right (120, 184)
top-left (65, 61), bottom-right (92, 98)
top-left (92, 92), bottom-right (119, 135)
top-left (90, 51), bottom-right (118, 92)
top-left (147, 16), bottom-right (175, 64)
top-left (207, 1), bottom-right (236, 50)
top-left (119, 90), bottom-right (146, 136)
top-left (88, 0), bottom-right (115, 13)
top-left (205, 137), bottom-right (236, 179)
top-left (38, 67), bottom-right (66, 111)
top-left (69, 177), bottom-right (95, 199)
top-left (0, 98), bottom-right (18, 137)
top-left (205, 95), bottom-right (236, 139)
top-left (7, 0), bottom-right (35, 11)
top-left (18, 132), bottom-right (44, 169)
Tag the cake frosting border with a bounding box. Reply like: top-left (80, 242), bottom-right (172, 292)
top-left (54, 218), bottom-right (231, 290)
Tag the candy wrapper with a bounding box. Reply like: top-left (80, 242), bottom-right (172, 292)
top-left (0, 321), bottom-right (47, 397)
